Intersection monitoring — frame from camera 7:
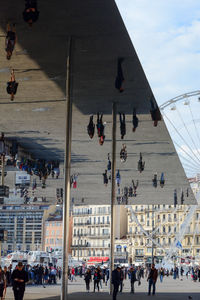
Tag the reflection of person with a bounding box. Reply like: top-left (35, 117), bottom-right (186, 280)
top-left (119, 113), bottom-right (126, 139)
top-left (138, 153), bottom-right (145, 173)
top-left (150, 97), bottom-right (161, 127)
top-left (87, 115), bottom-right (95, 138)
top-left (160, 172), bottom-right (165, 188)
top-left (23, 0), bottom-right (39, 26)
top-left (7, 69), bottom-right (18, 101)
top-left (84, 269), bottom-right (91, 293)
top-left (132, 108), bottom-right (139, 132)
top-left (115, 58), bottom-right (125, 92)
top-left (5, 23), bottom-right (17, 60)
top-left (96, 113), bottom-right (105, 145)
top-left (11, 262), bottom-right (28, 300)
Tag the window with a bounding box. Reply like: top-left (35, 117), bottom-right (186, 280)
top-left (135, 249), bottom-right (144, 255)
top-left (147, 220), bottom-right (150, 226)
top-left (107, 216), bottom-right (109, 224)
top-left (94, 217), bottom-right (96, 224)
top-left (163, 215), bottom-right (165, 221)
top-left (163, 226), bottom-right (165, 233)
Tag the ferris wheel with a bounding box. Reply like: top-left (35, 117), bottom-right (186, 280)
top-left (127, 91), bottom-right (200, 263)
top-left (159, 90), bottom-right (200, 178)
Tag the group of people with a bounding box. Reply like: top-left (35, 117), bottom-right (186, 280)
top-left (5, 1), bottom-right (40, 100)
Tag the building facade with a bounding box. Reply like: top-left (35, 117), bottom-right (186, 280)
top-left (71, 204), bottom-right (127, 261)
top-left (0, 204), bottom-right (55, 254)
top-left (127, 204), bottom-right (200, 265)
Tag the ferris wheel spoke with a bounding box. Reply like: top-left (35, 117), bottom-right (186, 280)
top-left (176, 105), bottom-right (200, 162)
top-left (162, 112), bottom-right (200, 167)
top-left (188, 103), bottom-right (200, 153)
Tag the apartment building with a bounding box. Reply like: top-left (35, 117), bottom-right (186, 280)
top-left (71, 205), bottom-right (127, 261)
top-left (0, 204), bottom-right (55, 254)
top-left (127, 204), bottom-right (200, 265)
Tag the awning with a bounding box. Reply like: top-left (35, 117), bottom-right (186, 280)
top-left (87, 257), bottom-right (109, 263)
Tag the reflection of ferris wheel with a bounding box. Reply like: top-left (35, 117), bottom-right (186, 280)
top-left (127, 91), bottom-right (200, 263)
top-left (159, 90), bottom-right (200, 177)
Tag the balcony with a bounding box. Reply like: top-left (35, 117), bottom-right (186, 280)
top-left (87, 234), bottom-right (110, 238)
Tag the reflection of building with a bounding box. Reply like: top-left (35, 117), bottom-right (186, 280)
top-left (0, 204), bottom-right (55, 254)
top-left (71, 205), bottom-right (127, 262)
top-left (127, 204), bottom-right (200, 265)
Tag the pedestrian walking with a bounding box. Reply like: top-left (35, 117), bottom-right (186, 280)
top-left (7, 69), bottom-right (18, 101)
top-left (132, 180), bottom-right (139, 197)
top-left (11, 262), bottom-right (28, 300)
top-left (5, 23), bottom-right (17, 60)
top-left (119, 113), bottom-right (126, 139)
top-left (115, 58), bottom-right (125, 92)
top-left (87, 115), bottom-right (95, 139)
top-left (0, 267), bottom-right (6, 300)
top-left (147, 264), bottom-right (158, 296)
top-left (119, 267), bottom-right (124, 292)
top-left (93, 268), bottom-right (100, 292)
top-left (152, 174), bottom-right (157, 188)
top-left (129, 266), bottom-right (137, 294)
top-left (112, 266), bottom-right (121, 300)
top-left (84, 269), bottom-right (91, 293)
top-left (160, 267), bottom-right (164, 283)
top-left (132, 108), bottom-right (139, 132)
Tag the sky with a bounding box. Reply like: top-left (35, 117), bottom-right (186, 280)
top-left (115, 0), bottom-right (200, 105)
top-left (115, 0), bottom-right (200, 176)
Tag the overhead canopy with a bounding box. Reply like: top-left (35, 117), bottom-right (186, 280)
top-left (0, 0), bottom-right (196, 205)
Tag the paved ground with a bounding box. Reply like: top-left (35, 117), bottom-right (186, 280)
top-left (4, 276), bottom-right (200, 300)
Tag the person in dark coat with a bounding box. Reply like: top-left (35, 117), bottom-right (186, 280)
top-left (119, 113), bottom-right (126, 139)
top-left (112, 266), bottom-right (121, 300)
top-left (84, 269), bottom-right (91, 292)
top-left (147, 264), bottom-right (158, 296)
top-left (23, 0), bottom-right (39, 26)
top-left (7, 69), bottom-right (18, 101)
top-left (87, 115), bottom-right (95, 138)
top-left (129, 266), bottom-right (137, 293)
top-left (132, 108), bottom-right (139, 132)
top-left (115, 58), bottom-right (125, 92)
top-left (11, 262), bottom-right (29, 300)
top-left (138, 153), bottom-right (145, 173)
top-left (93, 268), bottom-right (101, 292)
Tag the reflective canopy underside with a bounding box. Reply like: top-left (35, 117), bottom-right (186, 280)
top-left (0, 0), bottom-right (196, 204)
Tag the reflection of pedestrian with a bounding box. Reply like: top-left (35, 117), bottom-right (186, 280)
top-left (120, 144), bottom-right (127, 162)
top-left (132, 180), bottom-right (139, 197)
top-left (112, 266), bottom-right (121, 300)
top-left (132, 108), bottom-right (139, 132)
top-left (160, 172), bottom-right (165, 188)
top-left (87, 115), bottom-right (95, 139)
top-left (0, 266), bottom-right (6, 300)
top-left (150, 97), bottom-right (161, 127)
top-left (115, 58), bottom-right (124, 92)
top-left (103, 170), bottom-right (108, 186)
top-left (138, 153), bottom-right (145, 173)
top-left (119, 113), bottom-right (126, 139)
top-left (116, 170), bottom-right (121, 187)
top-left (23, 0), bottom-right (40, 26)
top-left (5, 23), bottom-right (17, 60)
top-left (152, 174), bottom-right (157, 188)
top-left (7, 69), bottom-right (18, 101)
top-left (96, 113), bottom-right (105, 145)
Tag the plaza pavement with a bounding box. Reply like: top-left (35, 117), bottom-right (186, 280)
top-left (4, 276), bottom-right (200, 300)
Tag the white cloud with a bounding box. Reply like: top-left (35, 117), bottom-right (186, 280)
top-left (115, 0), bottom-right (200, 104)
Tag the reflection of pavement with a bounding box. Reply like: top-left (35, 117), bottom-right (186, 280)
top-left (4, 276), bottom-right (200, 299)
